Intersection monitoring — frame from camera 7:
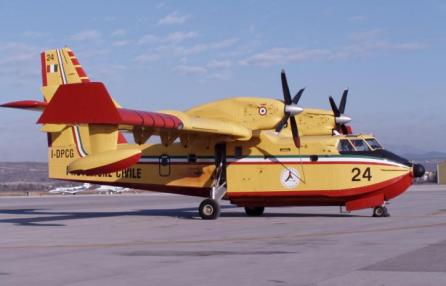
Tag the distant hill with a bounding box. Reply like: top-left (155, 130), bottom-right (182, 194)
top-left (401, 151), bottom-right (446, 161)
top-left (0, 162), bottom-right (71, 192)
top-left (383, 144), bottom-right (445, 172)
top-left (385, 144), bottom-right (428, 156)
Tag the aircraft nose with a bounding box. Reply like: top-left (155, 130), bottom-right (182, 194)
top-left (413, 163), bottom-right (425, 178)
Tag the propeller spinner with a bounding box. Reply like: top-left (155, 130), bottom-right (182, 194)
top-left (329, 89), bottom-right (352, 134)
top-left (275, 70), bottom-right (305, 148)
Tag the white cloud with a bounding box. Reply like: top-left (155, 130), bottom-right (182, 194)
top-left (111, 29), bottom-right (126, 37)
top-left (239, 48), bottom-right (330, 66)
top-left (239, 30), bottom-right (428, 66)
top-left (173, 65), bottom-right (207, 76)
top-left (335, 30), bottom-right (428, 59)
top-left (165, 31), bottom-right (198, 44)
top-left (138, 31), bottom-right (198, 45)
top-left (158, 11), bottom-right (190, 25)
top-left (23, 31), bottom-right (47, 39)
top-left (112, 40), bottom-right (130, 47)
top-left (350, 15), bottom-right (367, 22)
top-left (70, 30), bottom-right (101, 41)
top-left (168, 35), bottom-right (238, 56)
top-left (207, 60), bottom-right (232, 69)
top-left (104, 16), bottom-right (116, 22)
top-left (133, 53), bottom-right (161, 64)
top-left (211, 38), bottom-right (239, 49)
top-left (175, 44), bottom-right (208, 56)
top-left (0, 42), bottom-right (40, 84)
top-left (207, 71), bottom-right (231, 80)
top-left (138, 34), bottom-right (159, 45)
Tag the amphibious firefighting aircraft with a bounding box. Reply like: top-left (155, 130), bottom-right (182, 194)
top-left (1, 48), bottom-right (425, 219)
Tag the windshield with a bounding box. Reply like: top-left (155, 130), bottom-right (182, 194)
top-left (350, 139), bottom-right (371, 151)
top-left (365, 138), bottom-right (383, 150)
top-left (338, 139), bottom-right (355, 152)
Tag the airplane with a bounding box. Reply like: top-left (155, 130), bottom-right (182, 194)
top-left (1, 47), bottom-right (425, 219)
top-left (49, 183), bottom-right (91, 195)
top-left (94, 185), bottom-right (131, 194)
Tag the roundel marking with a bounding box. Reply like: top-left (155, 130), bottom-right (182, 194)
top-left (280, 167), bottom-right (301, 189)
top-left (258, 106), bottom-right (268, 116)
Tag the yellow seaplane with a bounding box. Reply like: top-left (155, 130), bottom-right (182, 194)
top-left (1, 48), bottom-right (425, 219)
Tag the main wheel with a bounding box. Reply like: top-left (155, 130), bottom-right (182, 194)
top-left (373, 206), bottom-right (389, 217)
top-left (244, 206), bottom-right (265, 216)
top-left (199, 199), bottom-right (220, 220)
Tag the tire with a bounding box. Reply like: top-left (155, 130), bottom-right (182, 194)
top-left (373, 206), bottom-right (389, 217)
top-left (199, 199), bottom-right (220, 220)
top-left (244, 206), bottom-right (265, 216)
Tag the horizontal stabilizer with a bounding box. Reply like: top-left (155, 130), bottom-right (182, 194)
top-left (38, 82), bottom-right (182, 130)
top-left (68, 149), bottom-right (141, 175)
top-left (1, 100), bottom-right (48, 111)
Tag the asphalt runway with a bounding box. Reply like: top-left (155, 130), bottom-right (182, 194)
top-left (1, 185), bottom-right (446, 286)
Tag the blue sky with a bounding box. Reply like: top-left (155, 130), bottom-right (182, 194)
top-left (0, 1), bottom-right (445, 161)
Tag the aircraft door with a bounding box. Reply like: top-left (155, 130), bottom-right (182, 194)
top-left (159, 154), bottom-right (171, 177)
top-left (214, 143), bottom-right (227, 183)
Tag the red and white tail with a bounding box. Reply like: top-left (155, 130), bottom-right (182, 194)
top-left (41, 48), bottom-right (90, 102)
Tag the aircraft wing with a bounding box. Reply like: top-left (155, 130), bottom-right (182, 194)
top-left (34, 82), bottom-right (252, 143)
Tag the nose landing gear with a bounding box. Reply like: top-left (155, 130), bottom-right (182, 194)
top-left (373, 205), bottom-right (390, 217)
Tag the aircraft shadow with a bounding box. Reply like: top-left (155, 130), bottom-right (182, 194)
top-left (0, 206), bottom-right (364, 226)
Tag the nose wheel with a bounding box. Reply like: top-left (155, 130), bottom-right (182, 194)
top-left (373, 206), bottom-right (390, 217)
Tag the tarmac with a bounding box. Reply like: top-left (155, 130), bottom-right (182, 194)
top-left (0, 184), bottom-right (446, 286)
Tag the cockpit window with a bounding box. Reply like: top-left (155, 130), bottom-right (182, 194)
top-left (351, 139), bottom-right (371, 151)
top-left (365, 138), bottom-right (383, 150)
top-left (338, 139), bottom-right (355, 152)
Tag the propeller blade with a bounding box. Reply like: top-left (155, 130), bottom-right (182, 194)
top-left (275, 113), bottom-right (290, 133)
top-left (329, 96), bottom-right (341, 117)
top-left (281, 70), bottom-right (292, 105)
top-left (292, 88), bottom-right (305, 105)
top-left (289, 116), bottom-right (300, 148)
top-left (339, 89), bottom-right (348, 114)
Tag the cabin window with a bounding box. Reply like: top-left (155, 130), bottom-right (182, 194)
top-left (187, 154), bottom-right (197, 163)
top-left (234, 146), bottom-right (243, 158)
top-left (350, 139), bottom-right (371, 152)
top-left (338, 139), bottom-right (355, 152)
top-left (365, 138), bottom-right (383, 150)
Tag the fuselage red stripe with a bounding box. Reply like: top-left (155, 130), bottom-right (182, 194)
top-left (227, 161), bottom-right (402, 167)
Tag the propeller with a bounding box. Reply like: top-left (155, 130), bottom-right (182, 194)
top-left (329, 89), bottom-right (351, 134)
top-left (275, 70), bottom-right (304, 148)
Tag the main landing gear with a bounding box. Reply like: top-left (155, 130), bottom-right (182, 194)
top-left (373, 205), bottom-right (390, 217)
top-left (199, 199), bottom-right (220, 220)
top-left (198, 160), bottom-right (226, 220)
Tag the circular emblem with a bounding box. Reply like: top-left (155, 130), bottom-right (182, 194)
top-left (258, 106), bottom-right (267, 116)
top-left (280, 168), bottom-right (300, 189)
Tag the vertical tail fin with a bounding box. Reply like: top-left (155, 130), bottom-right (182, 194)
top-left (41, 48), bottom-right (127, 144)
top-left (41, 48), bottom-right (90, 102)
